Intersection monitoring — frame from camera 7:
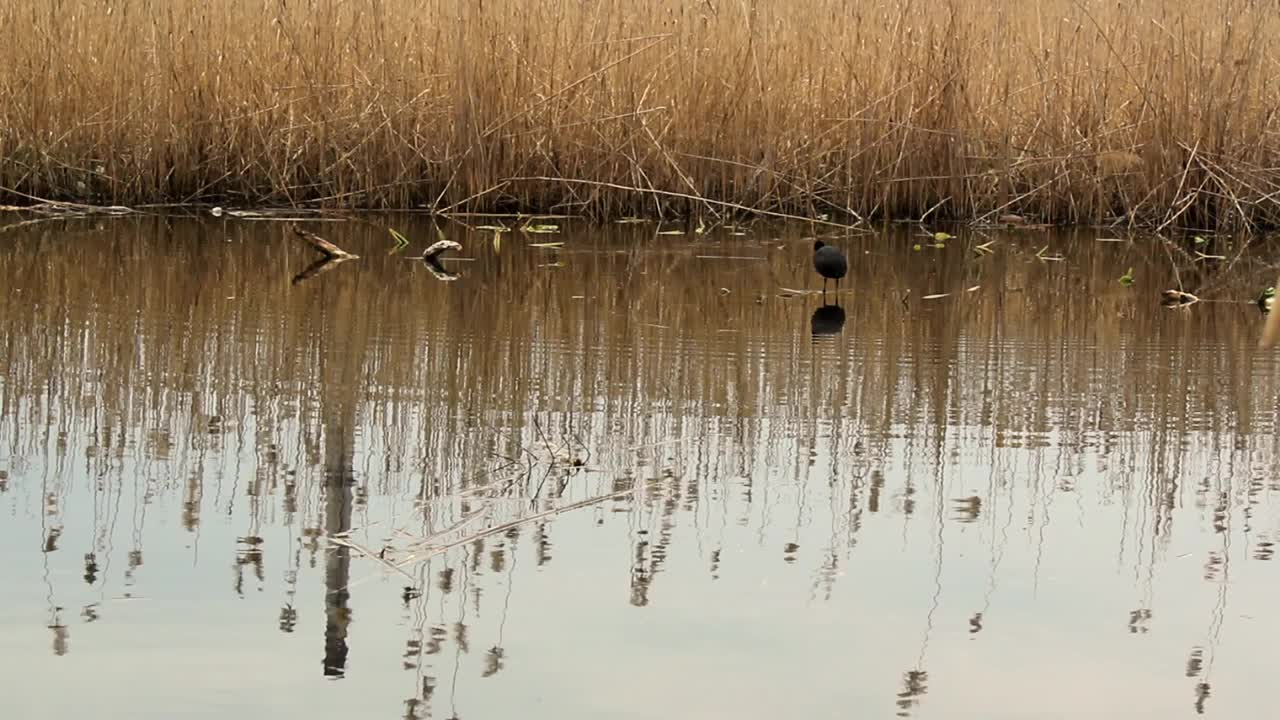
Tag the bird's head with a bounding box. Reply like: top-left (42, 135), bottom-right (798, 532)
top-left (813, 240), bottom-right (825, 252)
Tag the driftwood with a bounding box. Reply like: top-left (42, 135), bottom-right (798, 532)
top-left (292, 225), bottom-right (358, 260)
top-left (289, 224), bottom-right (359, 284)
top-left (419, 239), bottom-right (463, 281)
top-left (422, 239), bottom-right (461, 261)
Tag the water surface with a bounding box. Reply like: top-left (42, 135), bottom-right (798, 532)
top-left (2, 216), bottom-right (1280, 719)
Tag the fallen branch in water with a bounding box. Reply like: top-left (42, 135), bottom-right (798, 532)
top-left (422, 239), bottom-right (461, 261)
top-left (291, 224), bottom-right (358, 260)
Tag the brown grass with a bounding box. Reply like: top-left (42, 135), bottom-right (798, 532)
top-left (3, 0), bottom-right (1280, 227)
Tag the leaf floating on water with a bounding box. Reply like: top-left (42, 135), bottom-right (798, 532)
top-left (933, 231), bottom-right (954, 242)
top-left (1119, 268), bottom-right (1135, 286)
top-left (530, 242), bottom-right (564, 248)
top-left (912, 243), bottom-right (923, 251)
top-left (1193, 235), bottom-right (1209, 246)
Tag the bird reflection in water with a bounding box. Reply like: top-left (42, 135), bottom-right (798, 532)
top-left (811, 303), bottom-right (847, 337)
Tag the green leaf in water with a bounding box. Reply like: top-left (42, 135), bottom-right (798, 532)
top-left (912, 243), bottom-right (923, 251)
top-left (1193, 235), bottom-right (1209, 246)
top-left (933, 231), bottom-right (954, 242)
top-left (1119, 268), bottom-right (1135, 286)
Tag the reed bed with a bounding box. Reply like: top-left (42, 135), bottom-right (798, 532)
top-left (3, 0), bottom-right (1280, 227)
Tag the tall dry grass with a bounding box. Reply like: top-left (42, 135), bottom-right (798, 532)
top-left (2, 0), bottom-right (1279, 227)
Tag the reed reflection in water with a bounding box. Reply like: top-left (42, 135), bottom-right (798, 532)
top-left (1, 216), bottom-right (1280, 719)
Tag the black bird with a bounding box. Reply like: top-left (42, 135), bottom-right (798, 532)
top-left (813, 240), bottom-right (848, 297)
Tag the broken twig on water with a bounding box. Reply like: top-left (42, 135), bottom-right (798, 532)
top-left (291, 224), bottom-right (358, 260)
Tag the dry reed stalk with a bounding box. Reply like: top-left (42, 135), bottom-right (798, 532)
top-left (3, 0), bottom-right (1280, 228)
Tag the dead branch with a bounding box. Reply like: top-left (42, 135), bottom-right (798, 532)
top-left (422, 239), bottom-right (461, 261)
top-left (291, 224), bottom-right (358, 260)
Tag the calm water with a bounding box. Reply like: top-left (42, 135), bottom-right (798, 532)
top-left (2, 215), bottom-right (1280, 719)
